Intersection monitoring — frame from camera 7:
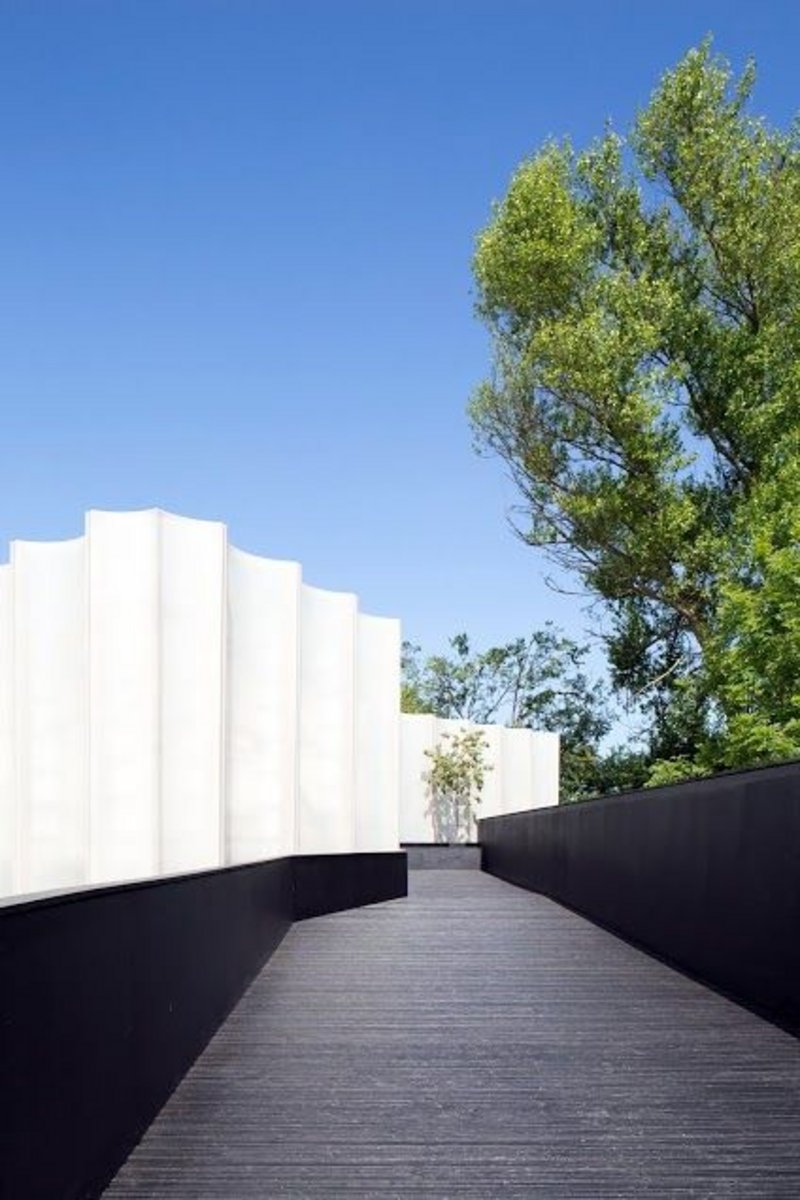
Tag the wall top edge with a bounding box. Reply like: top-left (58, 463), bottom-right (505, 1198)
top-left (0, 509), bottom-right (400, 624)
top-left (86, 507), bottom-right (226, 529)
top-left (228, 544), bottom-right (302, 574)
top-left (302, 581), bottom-right (359, 604)
top-left (0, 855), bottom-right (292, 914)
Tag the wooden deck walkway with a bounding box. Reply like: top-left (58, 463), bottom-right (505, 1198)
top-left (104, 869), bottom-right (800, 1198)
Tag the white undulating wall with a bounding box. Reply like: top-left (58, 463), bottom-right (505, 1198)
top-left (476, 724), bottom-right (504, 820)
top-left (88, 511), bottom-right (160, 884)
top-left (14, 536), bottom-right (88, 891)
top-left (0, 565), bottom-right (14, 896)
top-left (160, 512), bottom-right (227, 875)
top-left (399, 713), bottom-right (560, 843)
top-left (398, 713), bottom-right (437, 843)
top-left (0, 509), bottom-right (403, 897)
top-left (225, 549), bottom-right (301, 864)
top-left (0, 508), bottom-right (562, 897)
top-left (298, 585), bottom-right (357, 854)
top-left (356, 614), bottom-right (401, 852)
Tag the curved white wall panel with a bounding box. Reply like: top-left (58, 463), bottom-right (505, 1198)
top-left (226, 549), bottom-right (300, 864)
top-left (502, 726), bottom-right (535, 818)
top-left (475, 724), bottom-right (504, 821)
top-left (88, 510), bottom-right (161, 883)
top-left (399, 713), bottom-right (437, 843)
top-left (13, 537), bottom-right (88, 892)
top-left (0, 566), bottom-right (14, 894)
top-left (298, 585), bottom-right (357, 854)
top-left (0, 507), bottom-right (561, 897)
top-left (159, 512), bottom-right (226, 874)
top-left (355, 614), bottom-right (401, 852)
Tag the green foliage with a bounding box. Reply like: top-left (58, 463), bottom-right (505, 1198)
top-left (401, 628), bottom-right (607, 729)
top-left (400, 641), bottom-right (430, 714)
top-left (401, 628), bottom-right (612, 801)
top-left (470, 39), bottom-right (800, 775)
top-left (423, 728), bottom-right (490, 843)
top-left (646, 756), bottom-right (713, 788)
top-left (565, 745), bottom-right (653, 801)
top-left (705, 449), bottom-right (800, 765)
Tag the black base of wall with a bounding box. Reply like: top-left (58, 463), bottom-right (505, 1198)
top-left (1, 851), bottom-right (407, 1200)
top-left (292, 852), bottom-right (407, 919)
top-left (480, 761), bottom-right (800, 1037)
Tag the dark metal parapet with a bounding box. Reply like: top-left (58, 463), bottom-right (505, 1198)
top-left (1, 851), bottom-right (407, 1200)
top-left (480, 760), bottom-right (800, 1036)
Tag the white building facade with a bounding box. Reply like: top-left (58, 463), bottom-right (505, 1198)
top-left (0, 509), bottom-right (559, 898)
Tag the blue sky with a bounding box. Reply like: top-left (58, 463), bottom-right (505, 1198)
top-left (1, 1), bottom-right (798, 696)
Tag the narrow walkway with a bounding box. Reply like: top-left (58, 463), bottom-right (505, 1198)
top-left (104, 871), bottom-right (800, 1198)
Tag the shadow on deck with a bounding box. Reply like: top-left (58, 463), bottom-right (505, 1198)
top-left (104, 870), bottom-right (800, 1199)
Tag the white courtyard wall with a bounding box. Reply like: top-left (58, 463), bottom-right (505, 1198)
top-left (399, 714), bottom-right (560, 843)
top-left (0, 508), bottom-right (560, 897)
top-left (0, 510), bottom-right (401, 896)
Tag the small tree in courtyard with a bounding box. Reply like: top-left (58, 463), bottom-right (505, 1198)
top-left (423, 729), bottom-right (491, 844)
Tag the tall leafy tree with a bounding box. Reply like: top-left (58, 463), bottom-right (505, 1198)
top-left (470, 40), bottom-right (800, 772)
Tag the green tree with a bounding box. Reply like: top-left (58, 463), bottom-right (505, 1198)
top-left (401, 628), bottom-right (611, 800)
top-left (400, 640), bottom-right (430, 714)
top-left (704, 450), bottom-right (800, 766)
top-left (423, 728), bottom-right (490, 843)
top-left (470, 39), bottom-right (800, 773)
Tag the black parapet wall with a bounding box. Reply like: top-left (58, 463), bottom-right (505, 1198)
top-left (1, 851), bottom-right (407, 1200)
top-left (479, 761), bottom-right (800, 1035)
top-left (292, 851), bottom-right (407, 919)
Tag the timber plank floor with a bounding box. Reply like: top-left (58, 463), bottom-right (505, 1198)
top-left (103, 870), bottom-right (800, 1199)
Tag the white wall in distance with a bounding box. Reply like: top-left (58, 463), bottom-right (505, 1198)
top-left (399, 713), bottom-right (560, 843)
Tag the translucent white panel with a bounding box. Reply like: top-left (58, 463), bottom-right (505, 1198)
top-left (433, 719), bottom-right (476, 840)
top-left (398, 713), bottom-right (437, 842)
top-left (12, 538), bottom-right (88, 892)
top-left (502, 726), bottom-right (535, 816)
top-left (159, 512), bottom-right (226, 873)
top-left (0, 566), bottom-right (16, 894)
top-left (88, 510), bottom-right (160, 883)
top-left (531, 730), bottom-right (560, 808)
top-left (226, 549), bottom-right (300, 863)
top-left (355, 614), bottom-right (401, 851)
top-left (475, 724), bottom-right (504, 821)
top-left (298, 585), bottom-right (357, 854)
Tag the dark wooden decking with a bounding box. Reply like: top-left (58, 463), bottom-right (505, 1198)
top-left (104, 870), bottom-right (800, 1198)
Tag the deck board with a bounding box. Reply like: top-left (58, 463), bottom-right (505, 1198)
top-left (103, 869), bottom-right (800, 1198)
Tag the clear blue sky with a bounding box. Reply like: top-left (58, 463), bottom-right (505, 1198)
top-left (1, 1), bottom-right (798, 675)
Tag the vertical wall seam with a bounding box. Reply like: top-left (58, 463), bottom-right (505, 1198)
top-left (10, 547), bottom-right (21, 893)
top-left (13, 545), bottom-right (31, 892)
top-left (84, 515), bottom-right (92, 884)
top-left (155, 510), bottom-right (163, 876)
top-left (392, 620), bottom-right (402, 850)
top-left (218, 524), bottom-right (228, 868)
top-left (293, 570), bottom-right (302, 854)
top-left (351, 601), bottom-right (358, 852)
